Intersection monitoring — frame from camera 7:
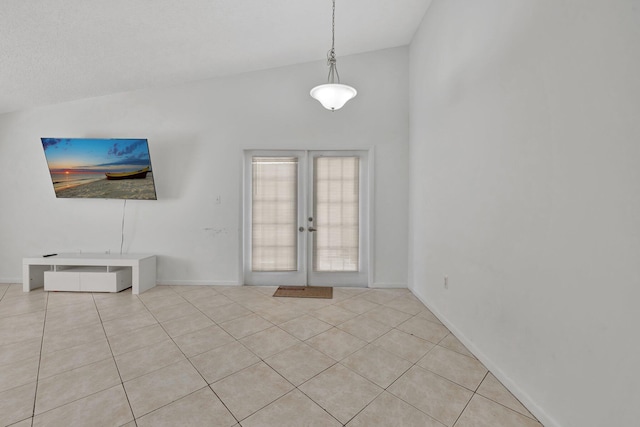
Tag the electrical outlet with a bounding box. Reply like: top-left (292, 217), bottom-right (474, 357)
top-left (444, 275), bottom-right (449, 289)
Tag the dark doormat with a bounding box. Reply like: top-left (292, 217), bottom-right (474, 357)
top-left (273, 286), bottom-right (333, 299)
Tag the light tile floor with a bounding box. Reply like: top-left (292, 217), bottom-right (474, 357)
top-left (0, 283), bottom-right (543, 427)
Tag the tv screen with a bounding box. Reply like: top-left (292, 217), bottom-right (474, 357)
top-left (41, 138), bottom-right (157, 200)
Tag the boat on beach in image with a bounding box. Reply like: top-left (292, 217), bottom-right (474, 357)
top-left (105, 166), bottom-right (150, 180)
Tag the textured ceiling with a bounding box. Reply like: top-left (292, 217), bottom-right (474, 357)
top-left (0, 0), bottom-right (431, 114)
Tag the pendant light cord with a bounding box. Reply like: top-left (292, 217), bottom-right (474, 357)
top-left (331, 0), bottom-right (336, 52)
top-left (327, 0), bottom-right (340, 84)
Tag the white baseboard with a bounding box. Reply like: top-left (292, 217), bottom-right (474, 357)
top-left (161, 282), bottom-right (409, 289)
top-left (4, 278), bottom-right (243, 287)
top-left (156, 280), bottom-right (241, 287)
top-left (410, 289), bottom-right (559, 427)
top-left (371, 282), bottom-right (407, 289)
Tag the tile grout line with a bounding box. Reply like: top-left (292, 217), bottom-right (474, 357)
top-left (138, 287), bottom-right (243, 425)
top-left (16, 295), bottom-right (122, 424)
top-left (115, 288), bottom-right (196, 421)
top-left (0, 284), bottom-right (9, 300)
top-left (473, 389), bottom-right (542, 423)
top-left (341, 354), bottom-right (414, 426)
top-left (294, 389), bottom-right (348, 426)
top-left (451, 371), bottom-right (491, 427)
top-left (297, 291), bottom-right (416, 424)
top-left (374, 338), bottom-right (448, 426)
top-left (191, 292), bottom-right (343, 424)
top-left (423, 310), bottom-right (542, 424)
top-left (209, 305), bottom-right (313, 423)
top-left (350, 313), bottom-right (486, 426)
top-left (264, 297), bottom-right (435, 426)
top-left (91, 292), bottom-right (138, 426)
top-left (29, 289), bottom-right (49, 426)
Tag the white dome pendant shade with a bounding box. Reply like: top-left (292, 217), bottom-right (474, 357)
top-left (310, 83), bottom-right (357, 111)
top-left (310, 0), bottom-right (357, 111)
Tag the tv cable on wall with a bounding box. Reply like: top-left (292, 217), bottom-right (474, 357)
top-left (120, 199), bottom-right (127, 255)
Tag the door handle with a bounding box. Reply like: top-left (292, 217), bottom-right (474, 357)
top-left (308, 227), bottom-right (317, 232)
top-left (298, 226), bottom-right (305, 232)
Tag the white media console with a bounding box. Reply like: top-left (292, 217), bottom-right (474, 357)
top-left (23, 253), bottom-right (156, 295)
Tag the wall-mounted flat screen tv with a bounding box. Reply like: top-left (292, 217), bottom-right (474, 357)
top-left (41, 138), bottom-right (157, 200)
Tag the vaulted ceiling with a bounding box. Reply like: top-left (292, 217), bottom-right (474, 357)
top-left (1, 0), bottom-right (431, 114)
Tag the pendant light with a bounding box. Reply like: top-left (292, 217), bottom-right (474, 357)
top-left (310, 0), bottom-right (357, 111)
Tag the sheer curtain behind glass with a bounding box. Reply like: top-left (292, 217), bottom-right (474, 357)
top-left (313, 157), bottom-right (359, 272)
top-left (252, 157), bottom-right (298, 272)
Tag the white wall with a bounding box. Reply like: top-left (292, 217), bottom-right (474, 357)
top-left (409, 1), bottom-right (639, 426)
top-left (0, 47), bottom-right (409, 287)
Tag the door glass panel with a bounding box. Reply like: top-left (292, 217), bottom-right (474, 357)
top-left (313, 157), bottom-right (359, 272)
top-left (252, 157), bottom-right (298, 271)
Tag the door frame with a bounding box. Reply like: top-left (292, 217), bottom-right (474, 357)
top-left (241, 149), bottom-right (373, 287)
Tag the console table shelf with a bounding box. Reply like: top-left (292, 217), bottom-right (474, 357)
top-left (23, 253), bottom-right (156, 295)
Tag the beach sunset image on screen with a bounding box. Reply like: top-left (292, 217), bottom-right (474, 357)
top-left (41, 138), bottom-right (157, 200)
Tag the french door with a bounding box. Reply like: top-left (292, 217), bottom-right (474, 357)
top-left (243, 150), bottom-right (369, 287)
